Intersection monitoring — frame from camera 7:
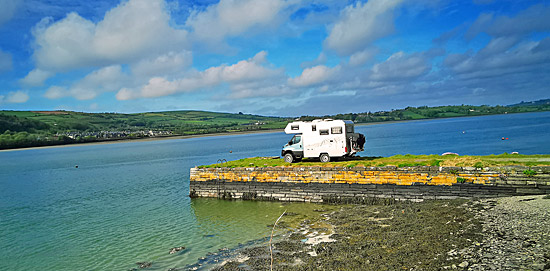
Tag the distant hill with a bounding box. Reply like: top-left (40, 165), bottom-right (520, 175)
top-left (0, 110), bottom-right (290, 149)
top-left (508, 98), bottom-right (550, 107)
top-left (298, 102), bottom-right (550, 123)
top-left (1, 99), bottom-right (550, 150)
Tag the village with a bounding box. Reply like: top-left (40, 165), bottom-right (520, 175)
top-left (56, 130), bottom-right (173, 140)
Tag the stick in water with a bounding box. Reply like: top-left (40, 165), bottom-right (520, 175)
top-left (270, 210), bottom-right (286, 271)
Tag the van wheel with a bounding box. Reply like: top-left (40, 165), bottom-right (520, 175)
top-left (319, 153), bottom-right (330, 163)
top-left (284, 153), bottom-right (295, 163)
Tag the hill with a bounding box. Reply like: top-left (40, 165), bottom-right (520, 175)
top-left (1, 100), bottom-right (550, 150)
top-left (298, 103), bottom-right (550, 123)
top-left (0, 110), bottom-right (289, 149)
top-left (508, 98), bottom-right (550, 107)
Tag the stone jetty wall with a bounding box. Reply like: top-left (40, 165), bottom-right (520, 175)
top-left (189, 166), bottom-right (550, 202)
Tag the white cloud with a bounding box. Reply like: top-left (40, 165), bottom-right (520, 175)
top-left (20, 69), bottom-right (54, 87)
top-left (228, 83), bottom-right (293, 99)
top-left (444, 38), bottom-right (550, 78)
top-left (131, 51), bottom-right (192, 77)
top-left (300, 53), bottom-right (327, 69)
top-left (324, 0), bottom-right (404, 56)
top-left (44, 86), bottom-right (67, 99)
top-left (485, 4), bottom-right (550, 37)
top-left (349, 48), bottom-right (377, 66)
top-left (0, 90), bottom-right (29, 104)
top-left (117, 51), bottom-right (285, 100)
top-left (0, 49), bottom-right (12, 72)
top-left (289, 65), bottom-right (340, 87)
top-left (370, 51), bottom-right (430, 81)
top-left (32, 0), bottom-right (188, 71)
top-left (464, 13), bottom-right (493, 40)
top-left (45, 65), bottom-right (126, 100)
top-left (0, 0), bottom-right (21, 26)
top-left (186, 0), bottom-right (288, 46)
top-left (466, 4), bottom-right (550, 40)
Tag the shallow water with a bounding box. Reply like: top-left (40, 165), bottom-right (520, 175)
top-left (1, 111), bottom-right (549, 270)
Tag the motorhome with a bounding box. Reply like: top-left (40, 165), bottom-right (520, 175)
top-left (281, 119), bottom-right (365, 163)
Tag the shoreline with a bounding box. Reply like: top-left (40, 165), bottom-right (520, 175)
top-left (2, 110), bottom-right (548, 152)
top-left (0, 129), bottom-right (284, 152)
top-left (213, 195), bottom-right (550, 270)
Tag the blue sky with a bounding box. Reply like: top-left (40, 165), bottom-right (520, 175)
top-left (0, 0), bottom-right (549, 116)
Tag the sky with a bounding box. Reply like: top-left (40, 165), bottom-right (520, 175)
top-left (0, 0), bottom-right (549, 116)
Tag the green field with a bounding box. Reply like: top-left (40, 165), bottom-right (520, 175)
top-left (0, 110), bottom-right (290, 149)
top-left (1, 99), bottom-right (549, 150)
top-left (300, 99), bottom-right (550, 123)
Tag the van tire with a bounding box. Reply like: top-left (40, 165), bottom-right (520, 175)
top-left (284, 153), bottom-right (295, 163)
top-left (319, 153), bottom-right (330, 163)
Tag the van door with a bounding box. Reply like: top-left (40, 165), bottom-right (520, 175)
top-left (287, 135), bottom-right (303, 157)
top-left (330, 126), bottom-right (345, 156)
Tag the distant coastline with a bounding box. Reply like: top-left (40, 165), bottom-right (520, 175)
top-left (0, 128), bottom-right (284, 152)
top-left (2, 106), bottom-right (549, 151)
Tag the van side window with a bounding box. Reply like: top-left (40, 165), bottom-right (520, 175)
top-left (319, 129), bottom-right (329, 135)
top-left (291, 124), bottom-right (299, 130)
top-left (331, 127), bottom-right (342, 134)
top-left (312, 125), bottom-right (316, 131)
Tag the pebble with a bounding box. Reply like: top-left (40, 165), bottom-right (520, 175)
top-left (460, 195), bottom-right (550, 270)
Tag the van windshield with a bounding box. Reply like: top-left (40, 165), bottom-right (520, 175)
top-left (346, 125), bottom-right (354, 133)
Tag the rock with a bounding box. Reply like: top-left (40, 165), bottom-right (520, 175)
top-left (136, 262), bottom-right (152, 269)
top-left (169, 246), bottom-right (186, 254)
top-left (458, 261), bottom-right (468, 268)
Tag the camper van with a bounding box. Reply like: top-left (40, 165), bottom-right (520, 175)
top-left (281, 119), bottom-right (365, 163)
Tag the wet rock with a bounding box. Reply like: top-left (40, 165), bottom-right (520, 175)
top-left (135, 262), bottom-right (151, 269)
top-left (169, 246), bottom-right (186, 254)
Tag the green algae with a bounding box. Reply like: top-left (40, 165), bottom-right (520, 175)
top-left (215, 199), bottom-right (482, 270)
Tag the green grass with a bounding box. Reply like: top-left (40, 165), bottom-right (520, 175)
top-left (0, 110), bottom-right (291, 149)
top-left (199, 154), bottom-right (550, 168)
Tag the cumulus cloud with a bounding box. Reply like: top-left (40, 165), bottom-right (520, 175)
top-left (370, 51), bottom-right (431, 81)
top-left (43, 86), bottom-right (67, 100)
top-left (300, 53), bottom-right (327, 69)
top-left (131, 51), bottom-right (192, 77)
top-left (466, 4), bottom-right (550, 40)
top-left (0, 49), bottom-right (12, 72)
top-left (464, 13), bottom-right (493, 40)
top-left (186, 0), bottom-right (288, 47)
top-left (325, 0), bottom-right (404, 56)
top-left (0, 90), bottom-right (29, 104)
top-left (20, 69), bottom-right (54, 87)
top-left (485, 4), bottom-right (550, 37)
top-left (45, 65), bottom-right (126, 100)
top-left (444, 38), bottom-right (550, 78)
top-left (289, 65), bottom-right (340, 87)
top-left (117, 51), bottom-right (285, 100)
top-left (0, 0), bottom-right (21, 26)
top-left (445, 4), bottom-right (550, 79)
top-left (349, 48), bottom-right (377, 66)
top-left (31, 0), bottom-right (188, 71)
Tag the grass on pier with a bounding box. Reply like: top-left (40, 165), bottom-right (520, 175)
top-left (200, 153), bottom-right (550, 168)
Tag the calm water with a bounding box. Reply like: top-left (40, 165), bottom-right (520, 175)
top-left (1, 112), bottom-right (549, 270)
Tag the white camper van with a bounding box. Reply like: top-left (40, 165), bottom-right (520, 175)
top-left (281, 119), bottom-right (365, 163)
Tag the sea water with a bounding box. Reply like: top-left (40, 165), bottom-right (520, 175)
top-left (1, 111), bottom-right (549, 270)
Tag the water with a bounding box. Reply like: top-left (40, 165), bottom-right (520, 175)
top-left (1, 112), bottom-right (549, 270)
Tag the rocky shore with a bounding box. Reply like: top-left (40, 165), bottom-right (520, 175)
top-left (212, 195), bottom-right (549, 271)
top-left (458, 195), bottom-right (550, 270)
